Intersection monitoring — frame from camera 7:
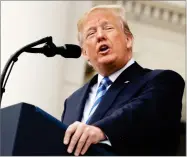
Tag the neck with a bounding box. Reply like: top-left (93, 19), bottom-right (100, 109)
top-left (97, 61), bottom-right (127, 77)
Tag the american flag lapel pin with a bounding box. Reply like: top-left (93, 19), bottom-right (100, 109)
top-left (124, 81), bottom-right (130, 84)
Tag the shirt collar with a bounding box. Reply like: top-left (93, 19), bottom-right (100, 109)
top-left (97, 58), bottom-right (135, 85)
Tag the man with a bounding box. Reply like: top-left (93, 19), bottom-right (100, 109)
top-left (61, 4), bottom-right (185, 156)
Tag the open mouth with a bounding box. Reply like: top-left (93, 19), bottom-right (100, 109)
top-left (99, 45), bottom-right (110, 53)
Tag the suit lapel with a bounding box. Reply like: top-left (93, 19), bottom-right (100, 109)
top-left (75, 74), bottom-right (98, 122)
top-left (87, 62), bottom-right (145, 124)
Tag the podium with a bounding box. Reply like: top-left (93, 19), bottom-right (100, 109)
top-left (0, 102), bottom-right (112, 156)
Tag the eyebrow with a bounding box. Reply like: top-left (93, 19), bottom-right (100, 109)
top-left (101, 21), bottom-right (110, 26)
top-left (85, 21), bottom-right (111, 33)
top-left (86, 27), bottom-right (96, 33)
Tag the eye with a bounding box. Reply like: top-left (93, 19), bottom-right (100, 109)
top-left (86, 31), bottom-right (95, 38)
top-left (107, 27), bottom-right (112, 29)
top-left (88, 32), bottom-right (94, 36)
top-left (105, 26), bottom-right (113, 30)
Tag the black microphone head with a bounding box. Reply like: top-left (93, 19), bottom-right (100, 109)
top-left (62, 44), bottom-right (81, 58)
top-left (43, 43), bottom-right (57, 57)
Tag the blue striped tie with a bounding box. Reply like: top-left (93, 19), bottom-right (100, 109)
top-left (86, 77), bottom-right (112, 124)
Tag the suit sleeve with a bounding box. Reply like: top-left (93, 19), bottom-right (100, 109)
top-left (93, 70), bottom-right (185, 149)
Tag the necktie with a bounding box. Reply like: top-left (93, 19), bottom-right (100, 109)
top-left (86, 77), bottom-right (112, 124)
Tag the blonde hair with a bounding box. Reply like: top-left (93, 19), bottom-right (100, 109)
top-left (77, 4), bottom-right (133, 45)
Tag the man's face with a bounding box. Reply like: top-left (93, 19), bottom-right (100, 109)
top-left (81, 9), bottom-right (133, 75)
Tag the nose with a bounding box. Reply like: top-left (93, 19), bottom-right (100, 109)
top-left (96, 28), bottom-right (106, 42)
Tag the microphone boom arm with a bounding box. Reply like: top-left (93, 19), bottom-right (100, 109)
top-left (0, 36), bottom-right (53, 106)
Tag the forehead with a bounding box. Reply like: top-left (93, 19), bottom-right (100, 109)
top-left (82, 9), bottom-right (120, 31)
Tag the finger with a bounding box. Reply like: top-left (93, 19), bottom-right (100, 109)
top-left (67, 124), bottom-right (84, 154)
top-left (74, 131), bottom-right (89, 156)
top-left (81, 136), bottom-right (92, 155)
top-left (64, 122), bottom-right (79, 145)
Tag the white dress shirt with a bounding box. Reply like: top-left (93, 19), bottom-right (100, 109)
top-left (81, 58), bottom-right (135, 145)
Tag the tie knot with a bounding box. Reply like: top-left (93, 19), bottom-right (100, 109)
top-left (100, 77), bottom-right (112, 87)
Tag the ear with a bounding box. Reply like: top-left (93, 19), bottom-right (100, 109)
top-left (126, 35), bottom-right (133, 49)
top-left (81, 48), bottom-right (89, 61)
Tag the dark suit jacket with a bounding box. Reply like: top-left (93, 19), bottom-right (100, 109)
top-left (61, 62), bottom-right (185, 156)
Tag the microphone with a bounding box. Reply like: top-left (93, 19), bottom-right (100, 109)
top-left (0, 37), bottom-right (82, 106)
top-left (25, 43), bottom-right (82, 58)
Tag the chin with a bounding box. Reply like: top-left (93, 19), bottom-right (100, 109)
top-left (98, 56), bottom-right (116, 65)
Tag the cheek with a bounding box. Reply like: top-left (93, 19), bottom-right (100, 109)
top-left (109, 31), bottom-right (125, 43)
top-left (112, 38), bottom-right (126, 50)
top-left (109, 34), bottom-right (129, 58)
top-left (84, 41), bottom-right (97, 54)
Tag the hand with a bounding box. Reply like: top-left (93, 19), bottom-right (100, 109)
top-left (63, 121), bottom-right (106, 156)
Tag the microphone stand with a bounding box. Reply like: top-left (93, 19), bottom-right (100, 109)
top-left (0, 36), bottom-right (54, 107)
